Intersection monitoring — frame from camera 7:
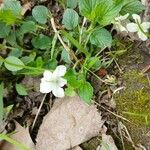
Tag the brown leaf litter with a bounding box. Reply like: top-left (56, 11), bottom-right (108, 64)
top-left (1, 96), bottom-right (105, 150)
top-left (36, 96), bottom-right (104, 150)
top-left (0, 121), bottom-right (35, 150)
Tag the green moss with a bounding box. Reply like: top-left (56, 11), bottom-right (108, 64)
top-left (116, 70), bottom-right (150, 126)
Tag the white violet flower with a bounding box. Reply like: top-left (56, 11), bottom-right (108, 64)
top-left (113, 13), bottom-right (129, 32)
top-left (40, 65), bottom-right (67, 98)
top-left (126, 14), bottom-right (150, 41)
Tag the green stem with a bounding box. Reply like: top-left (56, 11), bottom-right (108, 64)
top-left (51, 33), bottom-right (58, 59)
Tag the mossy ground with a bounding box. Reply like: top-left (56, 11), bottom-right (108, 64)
top-left (116, 70), bottom-right (150, 126)
top-left (115, 70), bottom-right (150, 147)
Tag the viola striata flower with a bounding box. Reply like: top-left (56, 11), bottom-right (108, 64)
top-left (126, 14), bottom-right (150, 41)
top-left (113, 13), bottom-right (129, 32)
top-left (40, 65), bottom-right (67, 98)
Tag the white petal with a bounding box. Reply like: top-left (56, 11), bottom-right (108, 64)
top-left (132, 14), bottom-right (141, 23)
top-left (53, 65), bottom-right (67, 77)
top-left (58, 77), bottom-right (67, 87)
top-left (43, 70), bottom-right (52, 81)
top-left (137, 30), bottom-right (148, 41)
top-left (126, 23), bottom-right (138, 32)
top-left (40, 81), bottom-right (53, 93)
top-left (115, 23), bottom-right (128, 32)
top-left (115, 13), bottom-right (129, 21)
top-left (52, 87), bottom-right (65, 98)
top-left (141, 22), bottom-right (150, 32)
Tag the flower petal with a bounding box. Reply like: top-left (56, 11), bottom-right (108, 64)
top-left (115, 13), bottom-right (129, 21)
top-left (58, 77), bottom-right (67, 87)
top-left (141, 22), bottom-right (150, 32)
top-left (53, 65), bottom-right (67, 77)
top-left (43, 70), bottom-right (52, 81)
top-left (114, 23), bottom-right (128, 32)
top-left (126, 23), bottom-right (138, 32)
top-left (132, 14), bottom-right (141, 23)
top-left (40, 80), bottom-right (53, 93)
top-left (52, 87), bottom-right (65, 98)
top-left (137, 30), bottom-right (148, 41)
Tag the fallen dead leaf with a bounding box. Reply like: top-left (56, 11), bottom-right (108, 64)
top-left (36, 96), bottom-right (104, 150)
top-left (0, 121), bottom-right (35, 150)
top-left (97, 126), bottom-right (118, 150)
top-left (96, 69), bottom-right (108, 78)
top-left (21, 2), bottom-right (32, 16)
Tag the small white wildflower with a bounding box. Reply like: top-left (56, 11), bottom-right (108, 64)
top-left (113, 13), bottom-right (129, 32)
top-left (126, 14), bottom-right (150, 41)
top-left (40, 65), bottom-right (67, 98)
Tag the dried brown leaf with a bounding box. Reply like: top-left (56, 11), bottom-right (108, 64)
top-left (36, 96), bottom-right (104, 150)
top-left (21, 2), bottom-right (32, 16)
top-left (1, 121), bottom-right (35, 150)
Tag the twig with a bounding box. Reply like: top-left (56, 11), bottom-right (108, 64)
top-left (50, 18), bottom-right (78, 62)
top-left (31, 94), bottom-right (47, 130)
top-left (94, 101), bottom-right (131, 123)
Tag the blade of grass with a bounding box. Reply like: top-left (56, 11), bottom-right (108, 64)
top-left (0, 82), bottom-right (4, 123)
top-left (0, 133), bottom-right (31, 150)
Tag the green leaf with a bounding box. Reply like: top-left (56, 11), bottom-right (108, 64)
top-left (78, 81), bottom-right (93, 104)
top-left (6, 31), bottom-right (17, 46)
top-left (61, 48), bottom-right (71, 64)
top-left (8, 49), bottom-right (22, 57)
top-left (90, 28), bottom-right (112, 48)
top-left (15, 83), bottom-right (28, 96)
top-left (3, 0), bottom-right (22, 16)
top-left (0, 10), bottom-right (19, 25)
top-left (121, 0), bottom-right (145, 14)
top-left (0, 22), bottom-right (11, 38)
top-left (67, 0), bottom-right (78, 8)
top-left (79, 0), bottom-right (100, 20)
top-left (20, 21), bottom-right (37, 34)
top-left (32, 34), bottom-right (51, 50)
top-left (45, 58), bottom-right (58, 70)
top-left (64, 69), bottom-right (81, 88)
top-left (36, 57), bottom-right (44, 68)
top-left (32, 6), bottom-right (49, 24)
top-left (65, 86), bottom-right (76, 97)
top-left (4, 56), bottom-right (25, 71)
top-left (0, 56), bottom-right (4, 67)
top-left (62, 9), bottom-right (79, 30)
top-left (0, 82), bottom-right (4, 123)
top-left (0, 0), bottom-right (22, 24)
top-left (79, 0), bottom-right (123, 26)
top-left (85, 57), bottom-right (102, 70)
top-left (95, 0), bottom-right (123, 26)
top-left (21, 52), bottom-right (36, 64)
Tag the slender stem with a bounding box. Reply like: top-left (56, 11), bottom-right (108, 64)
top-left (51, 33), bottom-right (58, 59)
top-left (31, 94), bottom-right (47, 130)
top-left (79, 17), bottom-right (87, 44)
top-left (84, 66), bottom-right (106, 83)
top-left (50, 18), bottom-right (78, 62)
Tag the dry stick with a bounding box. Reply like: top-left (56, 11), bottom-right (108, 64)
top-left (50, 18), bottom-right (78, 62)
top-left (31, 94), bottom-right (47, 130)
top-left (94, 101), bottom-right (131, 123)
